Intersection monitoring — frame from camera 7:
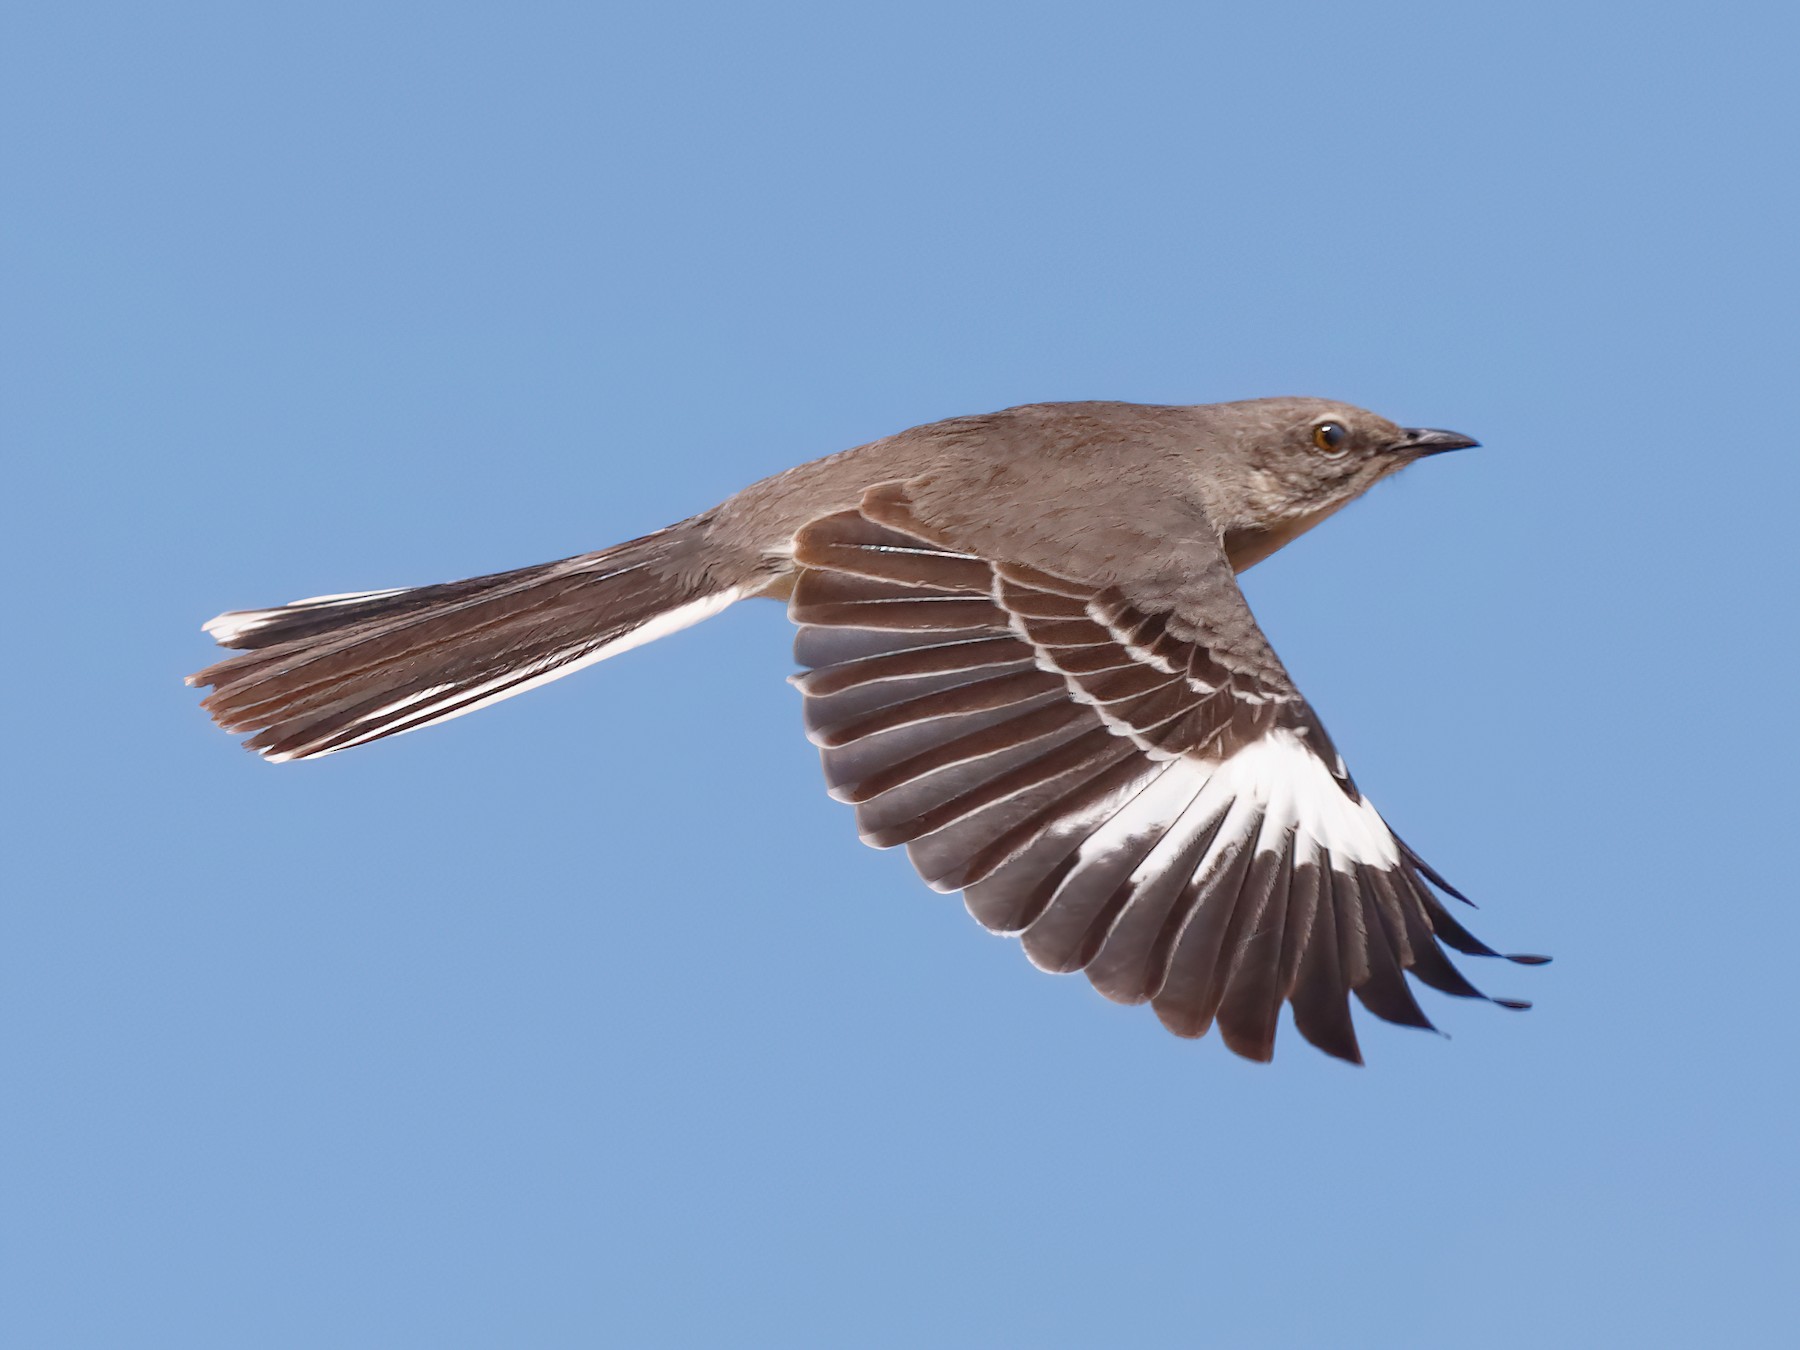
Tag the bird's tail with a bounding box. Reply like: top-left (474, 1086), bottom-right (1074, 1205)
top-left (188, 524), bottom-right (742, 762)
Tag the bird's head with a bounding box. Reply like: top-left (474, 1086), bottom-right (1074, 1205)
top-left (1209, 396), bottom-right (1476, 532)
top-left (1200, 396), bottom-right (1479, 567)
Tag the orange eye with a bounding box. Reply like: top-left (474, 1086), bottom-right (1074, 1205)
top-left (1311, 422), bottom-right (1348, 454)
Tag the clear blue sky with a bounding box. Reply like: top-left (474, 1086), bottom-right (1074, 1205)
top-left (5, 4), bottom-right (1797, 1346)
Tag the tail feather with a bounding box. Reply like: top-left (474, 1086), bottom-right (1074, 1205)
top-left (200, 563), bottom-right (566, 652)
top-left (189, 526), bottom-right (739, 762)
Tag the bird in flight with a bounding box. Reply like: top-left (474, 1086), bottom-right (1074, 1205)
top-left (190, 397), bottom-right (1545, 1063)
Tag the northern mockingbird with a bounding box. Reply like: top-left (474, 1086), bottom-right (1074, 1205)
top-left (190, 397), bottom-right (1545, 1063)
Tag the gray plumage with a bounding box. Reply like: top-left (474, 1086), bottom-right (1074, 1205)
top-left (190, 397), bottom-right (1544, 1063)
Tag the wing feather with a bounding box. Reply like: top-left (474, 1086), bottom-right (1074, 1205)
top-left (787, 487), bottom-right (1542, 1062)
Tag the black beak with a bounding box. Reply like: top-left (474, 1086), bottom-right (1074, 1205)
top-left (1397, 427), bottom-right (1480, 456)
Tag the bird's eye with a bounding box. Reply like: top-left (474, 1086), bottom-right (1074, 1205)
top-left (1311, 422), bottom-right (1348, 454)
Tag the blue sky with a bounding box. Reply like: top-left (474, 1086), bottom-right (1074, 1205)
top-left (5, 3), bottom-right (1797, 1346)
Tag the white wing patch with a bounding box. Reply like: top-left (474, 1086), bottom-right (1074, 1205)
top-left (965, 727), bottom-right (1399, 950)
top-left (1051, 729), bottom-right (1395, 892)
top-left (1210, 729), bottom-right (1400, 869)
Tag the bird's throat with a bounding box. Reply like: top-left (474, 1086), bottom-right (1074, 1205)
top-left (1224, 500), bottom-right (1348, 573)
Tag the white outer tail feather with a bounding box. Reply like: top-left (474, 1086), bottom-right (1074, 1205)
top-left (260, 588), bottom-right (742, 762)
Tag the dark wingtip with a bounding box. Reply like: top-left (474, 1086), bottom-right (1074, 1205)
top-left (1493, 998), bottom-right (1533, 1011)
top-left (1507, 953), bottom-right (1552, 966)
top-left (1398, 838), bottom-right (1474, 906)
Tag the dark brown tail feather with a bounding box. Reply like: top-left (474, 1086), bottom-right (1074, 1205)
top-left (188, 525), bottom-right (739, 762)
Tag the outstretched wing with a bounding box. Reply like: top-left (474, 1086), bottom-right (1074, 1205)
top-left (788, 484), bottom-right (1542, 1063)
